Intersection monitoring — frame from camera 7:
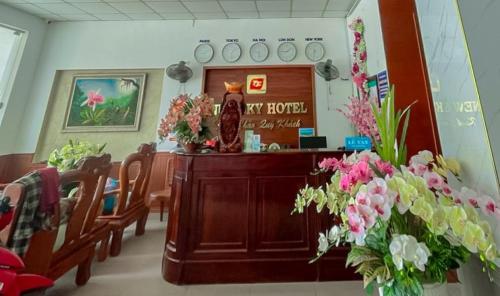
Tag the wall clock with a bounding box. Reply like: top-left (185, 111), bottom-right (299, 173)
top-left (194, 43), bottom-right (214, 64)
top-left (277, 42), bottom-right (297, 62)
top-left (222, 43), bottom-right (242, 63)
top-left (305, 42), bottom-right (325, 62)
top-left (250, 42), bottom-right (269, 63)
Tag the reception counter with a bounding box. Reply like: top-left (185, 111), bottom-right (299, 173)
top-left (162, 150), bottom-right (358, 284)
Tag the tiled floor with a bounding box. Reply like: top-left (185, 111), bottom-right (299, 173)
top-left (45, 214), bottom-right (462, 296)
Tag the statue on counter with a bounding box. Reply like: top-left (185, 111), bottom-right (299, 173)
top-left (218, 82), bottom-right (246, 153)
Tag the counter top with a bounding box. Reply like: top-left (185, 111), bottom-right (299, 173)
top-left (173, 148), bottom-right (348, 156)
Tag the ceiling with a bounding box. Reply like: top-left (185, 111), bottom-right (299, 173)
top-left (0, 0), bottom-right (357, 22)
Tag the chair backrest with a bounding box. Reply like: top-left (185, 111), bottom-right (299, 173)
top-left (60, 154), bottom-right (112, 243)
top-left (115, 143), bottom-right (156, 214)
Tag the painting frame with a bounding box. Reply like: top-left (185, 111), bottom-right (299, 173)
top-left (62, 72), bottom-right (147, 132)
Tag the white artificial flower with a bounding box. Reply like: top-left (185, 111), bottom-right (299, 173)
top-left (389, 237), bottom-right (404, 270)
top-left (389, 235), bottom-right (430, 272)
top-left (410, 150), bottom-right (433, 165)
top-left (318, 233), bottom-right (329, 253)
top-left (328, 225), bottom-right (341, 246)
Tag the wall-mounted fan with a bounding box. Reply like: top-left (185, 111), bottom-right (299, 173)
top-left (315, 59), bottom-right (340, 110)
top-left (166, 61), bottom-right (193, 93)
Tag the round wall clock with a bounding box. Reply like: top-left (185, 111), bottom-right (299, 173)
top-left (222, 43), bottom-right (242, 63)
top-left (305, 42), bottom-right (325, 62)
top-left (249, 42), bottom-right (269, 63)
top-left (194, 43), bottom-right (214, 64)
top-left (277, 42), bottom-right (297, 62)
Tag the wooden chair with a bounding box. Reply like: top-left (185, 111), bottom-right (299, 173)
top-left (147, 154), bottom-right (174, 221)
top-left (98, 143), bottom-right (156, 257)
top-left (0, 154), bottom-right (112, 286)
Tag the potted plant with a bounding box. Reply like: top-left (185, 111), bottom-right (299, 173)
top-left (158, 93), bottom-right (214, 153)
top-left (293, 87), bottom-right (499, 295)
top-left (48, 139), bottom-right (106, 196)
top-left (48, 139), bottom-right (106, 172)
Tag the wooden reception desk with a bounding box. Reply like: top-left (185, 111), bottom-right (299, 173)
top-left (162, 150), bottom-right (358, 284)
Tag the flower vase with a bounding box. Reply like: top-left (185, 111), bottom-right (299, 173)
top-left (181, 142), bottom-right (198, 153)
top-left (376, 278), bottom-right (448, 296)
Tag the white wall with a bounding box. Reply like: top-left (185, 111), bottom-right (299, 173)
top-left (346, 0), bottom-right (387, 77)
top-left (0, 4), bottom-right (47, 155)
top-left (14, 18), bottom-right (354, 153)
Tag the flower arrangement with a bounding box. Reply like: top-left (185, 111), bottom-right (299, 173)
top-left (48, 139), bottom-right (106, 172)
top-left (339, 17), bottom-right (380, 140)
top-left (158, 94), bottom-right (214, 145)
top-left (293, 87), bottom-right (499, 295)
top-left (350, 17), bottom-right (369, 97)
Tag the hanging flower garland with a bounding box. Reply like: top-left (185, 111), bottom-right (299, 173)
top-left (349, 17), bottom-right (368, 98)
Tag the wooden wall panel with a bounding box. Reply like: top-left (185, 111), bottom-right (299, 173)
top-left (190, 177), bottom-right (250, 254)
top-left (255, 175), bottom-right (309, 252)
top-left (203, 65), bottom-right (316, 148)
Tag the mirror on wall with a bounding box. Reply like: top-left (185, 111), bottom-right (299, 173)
top-left (415, 0), bottom-right (500, 198)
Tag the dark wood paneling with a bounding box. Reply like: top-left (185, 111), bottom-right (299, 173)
top-left (203, 65), bottom-right (316, 148)
top-left (163, 151), bottom-right (359, 284)
top-left (191, 177), bottom-right (250, 253)
top-left (255, 175), bottom-right (309, 252)
top-left (378, 0), bottom-right (441, 156)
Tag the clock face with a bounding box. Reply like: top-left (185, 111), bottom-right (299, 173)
top-left (250, 42), bottom-right (269, 63)
top-left (305, 42), bottom-right (325, 62)
top-left (277, 42), bottom-right (297, 62)
top-left (222, 43), bottom-right (242, 63)
top-left (194, 43), bottom-right (214, 64)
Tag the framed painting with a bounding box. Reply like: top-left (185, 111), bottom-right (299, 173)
top-left (63, 73), bottom-right (147, 132)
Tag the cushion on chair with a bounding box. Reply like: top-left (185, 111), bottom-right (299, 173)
top-left (52, 223), bottom-right (67, 252)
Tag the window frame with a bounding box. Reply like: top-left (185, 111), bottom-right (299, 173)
top-left (0, 23), bottom-right (28, 122)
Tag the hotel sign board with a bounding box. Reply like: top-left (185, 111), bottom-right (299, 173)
top-left (203, 66), bottom-right (316, 148)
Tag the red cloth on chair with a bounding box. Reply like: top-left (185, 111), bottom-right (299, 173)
top-left (38, 167), bottom-right (60, 215)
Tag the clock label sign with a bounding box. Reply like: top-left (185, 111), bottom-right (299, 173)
top-left (305, 37), bottom-right (324, 41)
top-left (278, 38), bottom-right (295, 42)
top-left (226, 38), bottom-right (239, 42)
top-left (199, 39), bottom-right (210, 43)
top-left (252, 38), bottom-right (266, 42)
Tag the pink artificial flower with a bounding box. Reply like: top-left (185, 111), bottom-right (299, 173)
top-left (424, 171), bottom-right (444, 190)
top-left (409, 163), bottom-right (428, 176)
top-left (480, 196), bottom-right (497, 216)
top-left (355, 191), bottom-right (370, 206)
top-left (340, 174), bottom-right (351, 192)
top-left (369, 194), bottom-right (391, 221)
top-left (318, 158), bottom-right (339, 172)
top-left (357, 204), bottom-right (376, 229)
top-left (360, 51), bottom-right (367, 61)
top-left (337, 160), bottom-right (352, 174)
top-left (442, 183), bottom-right (452, 196)
top-left (349, 161), bottom-right (372, 184)
top-left (376, 159), bottom-right (395, 176)
top-left (354, 31), bottom-right (361, 44)
top-left (346, 205), bottom-right (366, 239)
top-left (367, 178), bottom-right (387, 196)
top-left (352, 63), bottom-right (359, 74)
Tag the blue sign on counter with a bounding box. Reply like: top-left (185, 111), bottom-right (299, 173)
top-left (345, 136), bottom-right (372, 151)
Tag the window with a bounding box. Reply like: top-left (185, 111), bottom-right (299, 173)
top-left (0, 23), bottom-right (26, 118)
